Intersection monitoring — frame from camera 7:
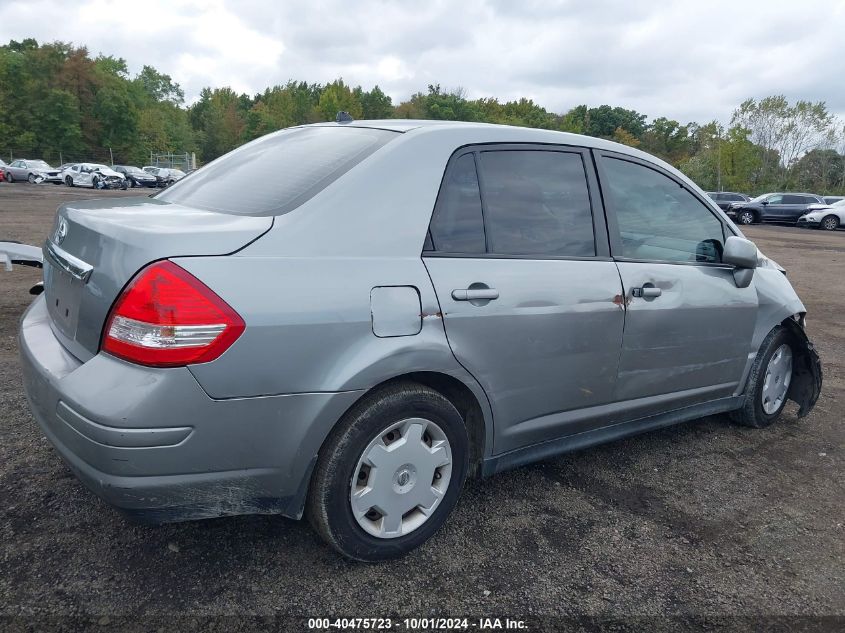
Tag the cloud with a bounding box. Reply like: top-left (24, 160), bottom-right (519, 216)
top-left (0, 0), bottom-right (842, 124)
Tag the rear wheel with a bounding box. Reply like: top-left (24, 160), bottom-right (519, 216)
top-left (820, 215), bottom-right (839, 231)
top-left (732, 326), bottom-right (794, 428)
top-left (307, 382), bottom-right (469, 561)
top-left (65, 176), bottom-right (74, 187)
top-left (737, 209), bottom-right (756, 225)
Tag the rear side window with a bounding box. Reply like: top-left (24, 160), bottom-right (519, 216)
top-left (601, 157), bottom-right (726, 264)
top-left (156, 126), bottom-right (396, 216)
top-left (428, 154), bottom-right (486, 253)
top-left (478, 151), bottom-right (595, 257)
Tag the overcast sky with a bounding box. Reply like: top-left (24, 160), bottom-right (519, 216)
top-left (2, 0), bottom-right (844, 124)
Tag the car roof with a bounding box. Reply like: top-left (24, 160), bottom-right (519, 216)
top-left (307, 119), bottom-right (677, 163)
top-left (765, 192), bottom-right (821, 196)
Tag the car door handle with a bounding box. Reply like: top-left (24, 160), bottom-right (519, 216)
top-left (451, 288), bottom-right (499, 301)
top-left (631, 286), bottom-right (661, 298)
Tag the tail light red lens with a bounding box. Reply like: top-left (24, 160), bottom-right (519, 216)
top-left (102, 261), bottom-right (245, 367)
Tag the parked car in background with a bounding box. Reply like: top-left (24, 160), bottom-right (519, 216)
top-left (822, 196), bottom-right (844, 205)
top-left (14, 121), bottom-right (822, 561)
top-left (798, 199), bottom-right (845, 231)
top-left (726, 192), bottom-right (825, 225)
top-left (62, 163), bottom-right (127, 189)
top-left (4, 159), bottom-right (63, 183)
top-left (142, 166), bottom-right (187, 187)
top-left (706, 191), bottom-right (751, 211)
top-left (113, 165), bottom-right (158, 188)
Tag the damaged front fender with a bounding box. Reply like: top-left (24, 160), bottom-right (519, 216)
top-left (0, 241), bottom-right (44, 271)
top-left (784, 318), bottom-right (823, 418)
top-left (1, 241), bottom-right (44, 296)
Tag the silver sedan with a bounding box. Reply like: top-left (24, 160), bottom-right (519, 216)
top-left (15, 120), bottom-right (822, 561)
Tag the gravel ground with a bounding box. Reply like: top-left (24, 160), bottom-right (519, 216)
top-left (0, 185), bottom-right (842, 629)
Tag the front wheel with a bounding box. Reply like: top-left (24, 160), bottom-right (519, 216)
top-left (737, 210), bottom-right (756, 225)
top-left (65, 176), bottom-right (74, 187)
top-left (306, 382), bottom-right (469, 561)
top-left (732, 326), bottom-right (794, 428)
top-left (820, 215), bottom-right (840, 231)
top-left (27, 173), bottom-right (36, 184)
top-left (4, 172), bottom-right (11, 183)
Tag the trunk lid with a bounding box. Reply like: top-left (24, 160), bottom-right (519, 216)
top-left (43, 196), bottom-right (272, 361)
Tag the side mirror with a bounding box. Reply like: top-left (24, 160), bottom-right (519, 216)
top-left (723, 235), bottom-right (757, 288)
top-left (761, 200), bottom-right (769, 205)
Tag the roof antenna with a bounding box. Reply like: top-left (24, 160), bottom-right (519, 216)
top-left (336, 111), bottom-right (354, 123)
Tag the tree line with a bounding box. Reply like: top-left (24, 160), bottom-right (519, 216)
top-left (2, 38), bottom-right (844, 195)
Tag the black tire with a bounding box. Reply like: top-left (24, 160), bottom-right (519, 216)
top-left (27, 173), bottom-right (36, 184)
top-left (129, 178), bottom-right (136, 188)
top-left (820, 215), bottom-right (839, 231)
top-left (65, 176), bottom-right (74, 187)
top-left (306, 382), bottom-right (469, 562)
top-left (731, 326), bottom-right (795, 428)
top-left (737, 209), bottom-right (756, 225)
top-left (121, 180), bottom-right (128, 190)
top-left (92, 176), bottom-right (100, 189)
top-left (4, 172), bottom-right (11, 183)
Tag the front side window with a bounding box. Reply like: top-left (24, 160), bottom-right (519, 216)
top-left (766, 194), bottom-right (783, 204)
top-left (601, 157), bottom-right (726, 264)
top-left (477, 150), bottom-right (595, 257)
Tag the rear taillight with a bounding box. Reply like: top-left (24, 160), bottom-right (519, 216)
top-left (102, 261), bottom-right (245, 367)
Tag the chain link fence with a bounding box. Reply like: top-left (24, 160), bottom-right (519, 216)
top-left (1, 149), bottom-right (196, 170)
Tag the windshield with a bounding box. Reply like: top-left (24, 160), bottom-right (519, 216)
top-left (91, 164), bottom-right (109, 171)
top-left (30, 160), bottom-right (51, 169)
top-left (832, 199), bottom-right (845, 208)
top-left (156, 126), bottom-right (397, 216)
top-left (750, 193), bottom-right (773, 202)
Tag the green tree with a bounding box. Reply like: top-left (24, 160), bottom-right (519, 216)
top-left (317, 79), bottom-right (363, 121)
top-left (360, 85), bottom-right (393, 119)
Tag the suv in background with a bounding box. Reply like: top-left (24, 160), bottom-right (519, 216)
top-left (822, 196), bottom-right (844, 205)
top-left (726, 192), bottom-right (825, 225)
top-left (706, 191), bottom-right (750, 211)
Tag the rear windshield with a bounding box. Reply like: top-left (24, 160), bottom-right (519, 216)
top-left (156, 126), bottom-right (397, 216)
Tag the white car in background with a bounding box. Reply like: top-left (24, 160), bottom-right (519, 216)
top-left (797, 199), bottom-right (845, 231)
top-left (142, 166), bottom-right (187, 187)
top-left (62, 163), bottom-right (127, 189)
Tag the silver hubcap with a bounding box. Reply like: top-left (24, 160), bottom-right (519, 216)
top-left (740, 212), bottom-right (754, 224)
top-left (762, 344), bottom-right (793, 415)
top-left (350, 417), bottom-right (452, 539)
top-left (823, 217), bottom-right (837, 230)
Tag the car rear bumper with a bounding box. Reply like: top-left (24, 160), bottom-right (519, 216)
top-left (19, 295), bottom-right (363, 522)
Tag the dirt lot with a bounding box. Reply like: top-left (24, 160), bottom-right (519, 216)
top-left (0, 185), bottom-right (842, 628)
